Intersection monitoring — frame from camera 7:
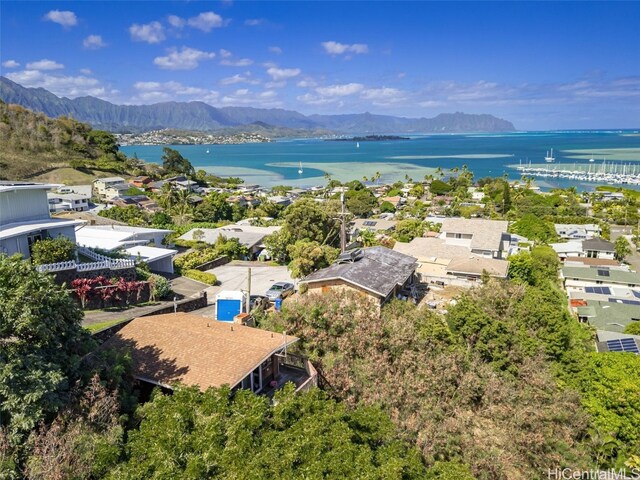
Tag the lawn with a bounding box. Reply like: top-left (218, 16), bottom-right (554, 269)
top-left (84, 318), bottom-right (129, 333)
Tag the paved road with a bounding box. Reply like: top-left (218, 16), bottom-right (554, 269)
top-left (82, 275), bottom-right (209, 326)
top-left (204, 262), bottom-right (294, 299)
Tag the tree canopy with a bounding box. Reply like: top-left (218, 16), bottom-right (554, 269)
top-left (162, 147), bottom-right (195, 177)
top-left (0, 255), bottom-right (94, 443)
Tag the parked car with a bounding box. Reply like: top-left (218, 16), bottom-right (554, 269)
top-left (265, 282), bottom-right (295, 301)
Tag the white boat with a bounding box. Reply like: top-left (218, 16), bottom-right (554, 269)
top-left (298, 160), bottom-right (303, 175)
top-left (544, 148), bottom-right (555, 163)
top-left (589, 153), bottom-right (595, 163)
top-left (206, 148), bottom-right (210, 154)
top-left (356, 142), bottom-right (360, 148)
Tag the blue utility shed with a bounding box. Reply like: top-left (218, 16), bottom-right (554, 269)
top-left (215, 291), bottom-right (247, 321)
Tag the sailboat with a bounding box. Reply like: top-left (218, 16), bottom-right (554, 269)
top-left (544, 148), bottom-right (555, 163)
top-left (206, 148), bottom-right (210, 154)
top-left (298, 160), bottom-right (303, 175)
top-left (356, 142), bottom-right (360, 149)
top-left (589, 153), bottom-right (595, 163)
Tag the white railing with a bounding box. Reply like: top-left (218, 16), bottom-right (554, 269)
top-left (37, 250), bottom-right (135, 274)
top-left (77, 246), bottom-right (135, 270)
top-left (36, 260), bottom-right (77, 273)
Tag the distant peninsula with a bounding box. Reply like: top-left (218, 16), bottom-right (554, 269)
top-left (327, 135), bottom-right (410, 142)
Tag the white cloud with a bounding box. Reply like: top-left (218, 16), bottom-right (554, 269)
top-left (268, 46), bottom-right (282, 55)
top-left (187, 11), bottom-right (225, 32)
top-left (2, 60), bottom-right (20, 68)
top-left (80, 68), bottom-right (92, 75)
top-left (153, 47), bottom-right (215, 70)
top-left (221, 89), bottom-right (282, 107)
top-left (43, 10), bottom-right (77, 28)
top-left (296, 78), bottom-right (317, 88)
top-left (5, 70), bottom-right (115, 99)
top-left (26, 59), bottom-right (64, 70)
top-left (167, 15), bottom-right (186, 28)
top-left (220, 58), bottom-right (253, 67)
top-left (219, 49), bottom-right (232, 58)
top-left (219, 73), bottom-right (259, 86)
top-left (83, 34), bottom-right (107, 49)
top-left (265, 81), bottom-right (286, 89)
top-left (244, 18), bottom-right (264, 26)
top-left (361, 87), bottom-right (406, 105)
top-left (321, 41), bottom-right (368, 55)
top-left (266, 66), bottom-right (301, 81)
top-left (296, 93), bottom-right (335, 106)
top-left (129, 21), bottom-right (165, 43)
top-left (316, 83), bottom-right (364, 97)
top-left (131, 80), bottom-right (219, 104)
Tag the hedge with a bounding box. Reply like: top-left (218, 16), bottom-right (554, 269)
top-left (183, 269), bottom-right (218, 285)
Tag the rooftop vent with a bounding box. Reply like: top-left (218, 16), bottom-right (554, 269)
top-left (335, 248), bottom-right (364, 264)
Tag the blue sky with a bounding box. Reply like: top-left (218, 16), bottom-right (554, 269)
top-left (1, 1), bottom-right (639, 129)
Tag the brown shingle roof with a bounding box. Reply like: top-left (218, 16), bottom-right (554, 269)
top-left (564, 256), bottom-right (621, 267)
top-left (101, 313), bottom-right (298, 391)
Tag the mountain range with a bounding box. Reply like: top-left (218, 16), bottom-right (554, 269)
top-left (0, 76), bottom-right (516, 134)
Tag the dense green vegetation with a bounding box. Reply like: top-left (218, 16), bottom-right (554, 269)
top-left (0, 101), bottom-right (138, 180)
top-left (30, 236), bottom-right (77, 265)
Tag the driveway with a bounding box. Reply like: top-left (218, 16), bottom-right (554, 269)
top-left (204, 262), bottom-right (294, 298)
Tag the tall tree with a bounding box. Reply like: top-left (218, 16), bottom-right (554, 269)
top-left (0, 255), bottom-right (94, 443)
top-left (161, 147), bottom-right (194, 177)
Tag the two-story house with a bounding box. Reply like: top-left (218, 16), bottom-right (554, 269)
top-left (47, 192), bottom-right (90, 213)
top-left (93, 177), bottom-right (128, 199)
top-left (439, 218), bottom-right (510, 259)
top-left (0, 181), bottom-right (83, 259)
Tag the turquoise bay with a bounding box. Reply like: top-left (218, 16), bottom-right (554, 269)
top-left (120, 131), bottom-right (640, 191)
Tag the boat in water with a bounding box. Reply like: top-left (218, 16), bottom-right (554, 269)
top-left (298, 160), bottom-right (303, 174)
top-left (356, 142), bottom-right (360, 148)
top-left (206, 148), bottom-right (210, 154)
top-left (544, 148), bottom-right (555, 163)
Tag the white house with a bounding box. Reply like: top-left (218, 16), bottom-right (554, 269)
top-left (555, 223), bottom-right (601, 240)
top-left (0, 182), bottom-right (83, 259)
top-left (47, 192), bottom-right (90, 213)
top-left (93, 177), bottom-right (128, 199)
top-left (75, 225), bottom-right (176, 273)
top-left (439, 218), bottom-right (510, 259)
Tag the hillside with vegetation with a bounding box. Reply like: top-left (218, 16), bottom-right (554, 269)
top-left (0, 101), bottom-right (140, 181)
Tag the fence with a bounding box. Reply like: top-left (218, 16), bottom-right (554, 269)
top-left (37, 247), bottom-right (135, 274)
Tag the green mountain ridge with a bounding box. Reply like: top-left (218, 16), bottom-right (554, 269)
top-left (0, 76), bottom-right (516, 134)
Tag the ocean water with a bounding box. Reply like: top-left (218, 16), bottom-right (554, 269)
top-left (120, 131), bottom-right (640, 191)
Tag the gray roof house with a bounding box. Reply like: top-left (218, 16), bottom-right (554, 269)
top-left (302, 246), bottom-right (418, 305)
top-left (439, 218), bottom-right (510, 258)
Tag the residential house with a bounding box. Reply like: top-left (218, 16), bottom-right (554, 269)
top-left (101, 313), bottom-right (316, 394)
top-left (75, 225), bottom-right (176, 273)
top-left (555, 223), bottom-right (601, 240)
top-left (130, 176), bottom-right (152, 188)
top-left (582, 238), bottom-right (615, 259)
top-left (178, 225), bottom-right (281, 259)
top-left (47, 192), bottom-right (90, 213)
top-left (93, 177), bottom-right (127, 198)
top-left (0, 181), bottom-right (83, 259)
top-left (393, 237), bottom-right (509, 287)
top-left (380, 196), bottom-right (404, 208)
top-left (552, 238), bottom-right (616, 261)
top-left (349, 218), bottom-right (397, 241)
top-left (104, 183), bottom-right (132, 201)
top-left (301, 247), bottom-right (418, 306)
top-left (594, 330), bottom-right (640, 354)
top-left (561, 266), bottom-right (640, 290)
top-left (439, 218), bottom-right (510, 259)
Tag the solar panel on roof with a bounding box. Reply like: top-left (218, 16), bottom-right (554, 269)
top-left (586, 286), bottom-right (611, 295)
top-left (597, 269), bottom-right (610, 277)
top-left (362, 221), bottom-right (377, 227)
top-left (606, 339), bottom-right (640, 354)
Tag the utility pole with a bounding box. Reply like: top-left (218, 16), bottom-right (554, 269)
top-left (340, 192), bottom-right (347, 252)
top-left (245, 267), bottom-right (251, 313)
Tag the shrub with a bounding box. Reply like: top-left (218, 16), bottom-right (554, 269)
top-left (174, 247), bottom-right (220, 271)
top-left (31, 236), bottom-right (76, 265)
top-left (148, 274), bottom-right (171, 300)
top-left (183, 270), bottom-right (217, 285)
